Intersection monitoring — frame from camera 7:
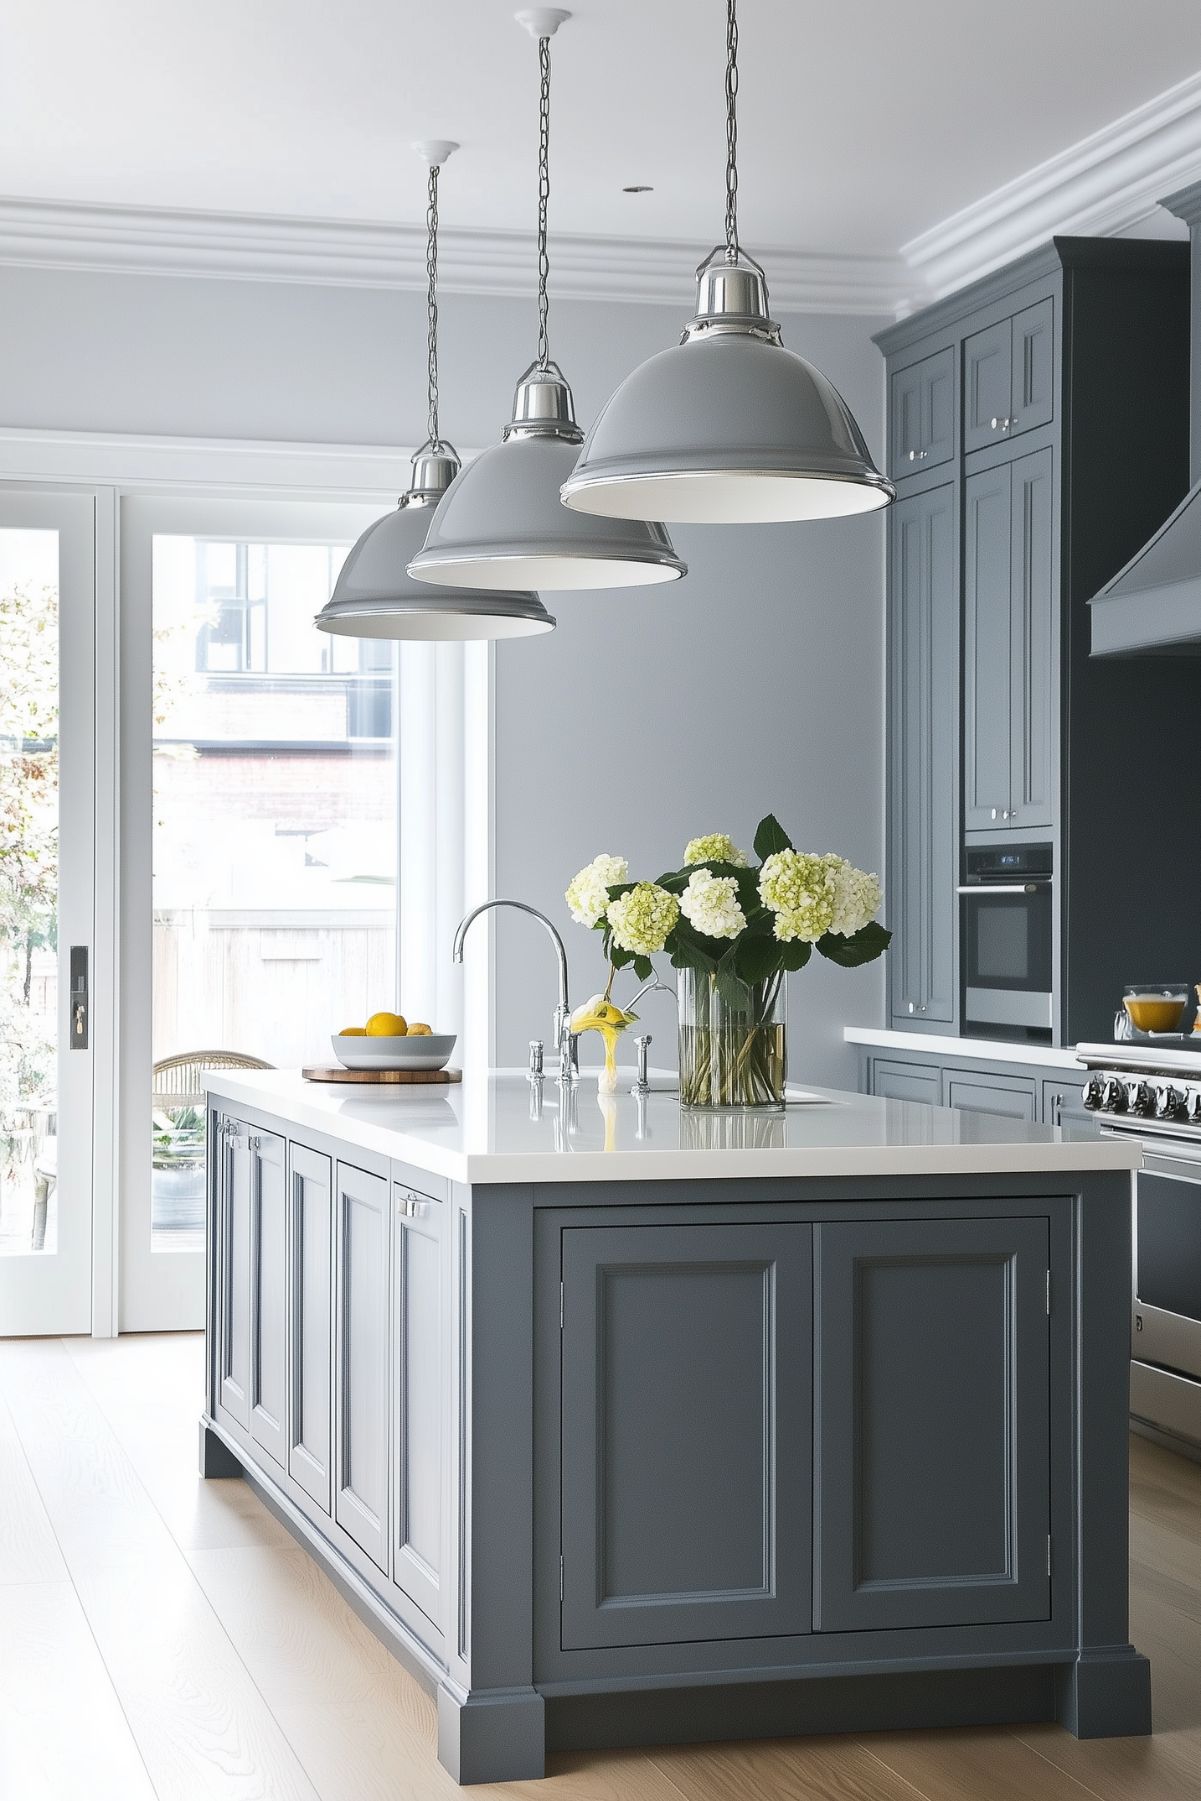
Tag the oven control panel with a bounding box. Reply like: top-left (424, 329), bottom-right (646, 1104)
top-left (1082, 1071), bottom-right (1201, 1125)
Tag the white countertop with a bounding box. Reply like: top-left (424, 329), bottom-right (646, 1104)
top-left (844, 1025), bottom-right (1083, 1071)
top-left (206, 1068), bottom-right (1137, 1186)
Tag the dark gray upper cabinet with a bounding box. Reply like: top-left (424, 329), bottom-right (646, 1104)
top-left (813, 1215), bottom-right (1051, 1631)
top-left (391, 1182), bottom-right (447, 1636)
top-left (964, 298), bottom-right (1055, 453)
top-left (249, 1128), bottom-right (288, 1469)
top-left (889, 347), bottom-right (955, 478)
top-left (288, 1142), bottom-right (333, 1513)
top-left (335, 1160), bottom-right (391, 1572)
top-left (964, 449), bottom-right (1054, 833)
top-left (889, 483), bottom-right (957, 1027)
top-left (560, 1222), bottom-right (813, 1650)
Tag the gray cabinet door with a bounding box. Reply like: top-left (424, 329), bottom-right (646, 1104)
top-left (335, 1161), bottom-right (390, 1571)
top-left (288, 1142), bottom-right (333, 1513)
top-left (889, 348), bottom-right (954, 477)
top-left (871, 1057), bottom-right (941, 1105)
top-left (964, 462), bottom-right (1014, 829)
top-left (391, 1183), bottom-right (446, 1634)
top-left (943, 1069), bottom-right (1037, 1120)
top-left (814, 1216), bottom-right (1051, 1631)
top-left (1008, 447), bottom-right (1054, 830)
top-left (560, 1223), bottom-right (812, 1649)
top-left (249, 1129), bottom-right (287, 1468)
top-left (218, 1117), bottom-right (252, 1429)
top-left (1041, 1077), bottom-right (1098, 1139)
top-left (888, 484), bottom-right (957, 1025)
top-left (963, 319), bottom-right (1012, 453)
top-left (1010, 297), bottom-right (1054, 437)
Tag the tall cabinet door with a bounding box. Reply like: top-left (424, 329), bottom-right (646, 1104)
top-left (888, 484), bottom-right (957, 1026)
top-left (289, 1143), bottom-right (333, 1512)
top-left (813, 1216), bottom-right (1051, 1632)
top-left (392, 1185), bottom-right (447, 1635)
top-left (964, 464), bottom-right (1014, 828)
top-left (249, 1129), bottom-right (288, 1468)
top-left (335, 1162), bottom-right (391, 1571)
top-left (1008, 447), bottom-right (1055, 829)
top-left (560, 1223), bottom-right (813, 1650)
top-left (1010, 298), bottom-right (1055, 437)
top-left (217, 1118), bottom-right (253, 1429)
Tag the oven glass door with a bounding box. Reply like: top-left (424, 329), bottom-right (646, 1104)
top-left (1137, 1169), bottom-right (1201, 1324)
top-left (962, 888), bottom-right (1052, 994)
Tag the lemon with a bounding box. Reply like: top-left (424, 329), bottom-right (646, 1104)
top-left (366, 1010), bottom-right (407, 1037)
top-left (339, 1026), bottom-right (367, 1037)
top-left (407, 1022), bottom-right (433, 1037)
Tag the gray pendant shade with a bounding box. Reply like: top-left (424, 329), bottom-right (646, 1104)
top-left (407, 366), bottom-right (687, 592)
top-left (560, 256), bottom-right (895, 525)
top-left (315, 453), bottom-right (555, 642)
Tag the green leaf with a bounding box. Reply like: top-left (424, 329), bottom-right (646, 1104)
top-left (667, 920), bottom-right (719, 974)
top-left (733, 930), bottom-right (782, 987)
top-left (609, 943), bottom-right (635, 970)
top-left (753, 814), bottom-right (793, 862)
top-left (715, 944), bottom-right (750, 1007)
top-left (605, 881), bottom-right (636, 902)
top-left (632, 955), bottom-right (653, 981)
top-left (778, 939), bottom-right (813, 972)
top-left (817, 921), bottom-right (892, 967)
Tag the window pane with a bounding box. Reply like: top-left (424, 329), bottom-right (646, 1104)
top-left (0, 530), bottom-right (60, 1256)
top-left (151, 533), bottom-right (398, 1248)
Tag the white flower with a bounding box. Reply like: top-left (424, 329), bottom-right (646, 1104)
top-left (759, 849), bottom-right (838, 943)
top-left (683, 832), bottom-right (748, 868)
top-left (565, 853), bottom-right (628, 928)
top-left (823, 854), bottom-right (882, 936)
top-left (607, 882), bottom-right (680, 956)
top-left (679, 869), bottom-right (746, 940)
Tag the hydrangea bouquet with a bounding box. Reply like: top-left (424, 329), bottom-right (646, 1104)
top-left (565, 814), bottom-right (889, 1107)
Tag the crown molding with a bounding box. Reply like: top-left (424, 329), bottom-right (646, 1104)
top-left (0, 193), bottom-right (904, 316)
top-left (902, 70), bottom-right (1201, 300)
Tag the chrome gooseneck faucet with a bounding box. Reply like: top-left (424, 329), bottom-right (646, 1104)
top-left (452, 899), bottom-right (579, 1082)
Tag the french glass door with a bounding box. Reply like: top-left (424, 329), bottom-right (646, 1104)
top-left (119, 496), bottom-right (396, 1331)
top-left (0, 491), bottom-right (97, 1335)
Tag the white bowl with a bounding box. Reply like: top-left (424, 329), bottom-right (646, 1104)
top-left (331, 1033), bottom-right (456, 1072)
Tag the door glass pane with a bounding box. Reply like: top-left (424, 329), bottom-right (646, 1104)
top-left (0, 530), bottom-right (60, 1257)
top-left (151, 534), bottom-right (398, 1250)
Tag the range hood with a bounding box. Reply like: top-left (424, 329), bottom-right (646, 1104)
top-left (1091, 183), bottom-right (1201, 655)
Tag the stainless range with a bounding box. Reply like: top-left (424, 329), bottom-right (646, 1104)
top-left (1078, 1040), bottom-right (1201, 1457)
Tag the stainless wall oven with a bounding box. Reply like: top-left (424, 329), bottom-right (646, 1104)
top-left (959, 843), bottom-right (1053, 1039)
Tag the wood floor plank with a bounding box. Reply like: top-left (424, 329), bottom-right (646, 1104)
top-left (70, 1552), bottom-right (324, 1801)
top-left (860, 1726), bottom-right (1106, 1801)
top-left (0, 1393), bottom-right (68, 1585)
top-left (649, 1733), bottom-right (937, 1801)
top-left (0, 1580), bottom-right (157, 1801)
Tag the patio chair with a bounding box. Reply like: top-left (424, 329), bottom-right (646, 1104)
top-left (153, 1050), bottom-right (274, 1112)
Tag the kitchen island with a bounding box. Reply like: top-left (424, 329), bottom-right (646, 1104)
top-left (201, 1069), bottom-right (1147, 1783)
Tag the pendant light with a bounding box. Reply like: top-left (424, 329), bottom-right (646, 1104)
top-left (407, 10), bottom-right (685, 591)
top-left (559, 0), bottom-right (894, 525)
top-left (315, 142), bottom-right (555, 641)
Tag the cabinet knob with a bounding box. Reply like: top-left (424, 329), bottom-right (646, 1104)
top-left (990, 807), bottom-right (998, 820)
top-left (990, 416), bottom-right (1001, 430)
top-left (908, 449), bottom-right (917, 461)
top-left (907, 1001), bottom-right (915, 1015)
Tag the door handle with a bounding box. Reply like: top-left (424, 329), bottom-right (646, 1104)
top-left (70, 946), bottom-right (89, 1049)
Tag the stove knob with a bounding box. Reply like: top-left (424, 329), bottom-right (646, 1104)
top-left (1189, 1090), bottom-right (1201, 1124)
top-left (1081, 1076), bottom-right (1105, 1111)
top-left (1156, 1084), bottom-right (1185, 1120)
top-left (1101, 1077), bottom-right (1126, 1112)
top-left (1128, 1080), bottom-right (1157, 1117)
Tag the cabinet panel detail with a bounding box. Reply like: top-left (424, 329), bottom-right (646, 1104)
top-left (288, 1142), bottom-right (334, 1512)
top-left (964, 320), bottom-right (1013, 453)
top-left (561, 1223), bottom-right (812, 1649)
top-left (249, 1130), bottom-right (288, 1468)
top-left (814, 1216), bottom-right (1051, 1631)
top-left (218, 1118), bottom-right (252, 1429)
top-left (392, 1185), bottom-right (446, 1632)
top-left (943, 1070), bottom-right (1038, 1120)
top-left (1009, 447), bottom-right (1055, 828)
top-left (889, 347), bottom-right (955, 476)
top-left (1011, 297), bottom-right (1055, 436)
top-left (335, 1161), bottom-right (391, 1571)
top-left (870, 1058), bottom-right (941, 1105)
top-left (964, 464), bottom-right (1014, 829)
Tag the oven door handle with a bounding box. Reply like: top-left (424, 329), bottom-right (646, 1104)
top-left (957, 882), bottom-right (1050, 895)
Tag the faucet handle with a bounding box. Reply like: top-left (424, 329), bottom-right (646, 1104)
top-left (631, 1034), bottom-right (652, 1095)
top-left (528, 1038), bottom-right (544, 1079)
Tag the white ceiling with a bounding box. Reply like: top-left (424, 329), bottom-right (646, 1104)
top-left (3, 1), bottom-right (1201, 259)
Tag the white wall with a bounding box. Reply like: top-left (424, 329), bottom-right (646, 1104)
top-left (0, 262), bottom-right (887, 1086)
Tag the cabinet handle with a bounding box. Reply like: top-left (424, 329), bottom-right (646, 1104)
top-left (397, 1190), bottom-right (427, 1219)
top-left (990, 807), bottom-right (998, 820)
top-left (990, 416), bottom-right (1001, 430)
top-left (907, 1001), bottom-right (915, 1015)
top-left (908, 449), bottom-right (917, 462)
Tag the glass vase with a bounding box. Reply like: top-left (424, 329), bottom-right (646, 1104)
top-left (677, 967), bottom-right (787, 1109)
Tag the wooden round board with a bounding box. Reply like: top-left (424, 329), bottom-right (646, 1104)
top-left (302, 1065), bottom-right (462, 1085)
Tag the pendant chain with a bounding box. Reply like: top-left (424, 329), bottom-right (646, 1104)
top-left (425, 161), bottom-right (442, 451)
top-left (536, 33), bottom-right (552, 370)
top-left (724, 0), bottom-right (740, 261)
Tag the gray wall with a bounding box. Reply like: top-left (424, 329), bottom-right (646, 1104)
top-left (0, 263), bottom-right (886, 1087)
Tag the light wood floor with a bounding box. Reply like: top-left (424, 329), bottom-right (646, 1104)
top-left (1, 1335), bottom-right (1199, 1801)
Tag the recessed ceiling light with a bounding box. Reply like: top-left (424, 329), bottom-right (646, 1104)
top-left (622, 184), bottom-right (653, 193)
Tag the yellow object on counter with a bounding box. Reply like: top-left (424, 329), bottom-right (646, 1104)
top-left (339, 1026), bottom-right (367, 1036)
top-left (569, 994), bottom-right (638, 1094)
top-left (366, 1011), bottom-right (408, 1037)
top-left (408, 1023), bottom-right (433, 1036)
